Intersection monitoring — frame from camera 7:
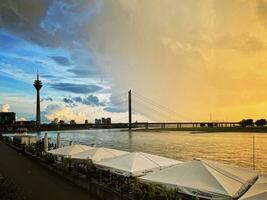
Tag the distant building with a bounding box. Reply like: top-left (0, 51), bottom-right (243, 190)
top-left (0, 112), bottom-right (16, 125)
top-left (95, 119), bottom-right (102, 124)
top-left (95, 117), bottom-right (112, 125)
top-left (70, 120), bottom-right (76, 125)
top-left (85, 120), bottom-right (89, 124)
top-left (106, 117), bottom-right (111, 124)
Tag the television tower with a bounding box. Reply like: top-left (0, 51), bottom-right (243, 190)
top-left (33, 71), bottom-right (42, 125)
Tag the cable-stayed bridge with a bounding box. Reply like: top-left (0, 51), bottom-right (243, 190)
top-left (87, 89), bottom-right (239, 129)
top-left (2, 90), bottom-right (240, 132)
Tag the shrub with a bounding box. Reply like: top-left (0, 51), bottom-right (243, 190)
top-left (44, 153), bottom-right (56, 164)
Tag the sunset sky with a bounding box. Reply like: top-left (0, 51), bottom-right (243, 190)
top-left (1, 0), bottom-right (267, 123)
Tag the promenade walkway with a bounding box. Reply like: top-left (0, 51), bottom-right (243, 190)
top-left (0, 141), bottom-right (101, 200)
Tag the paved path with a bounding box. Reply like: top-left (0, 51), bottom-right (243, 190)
top-left (0, 142), bottom-right (101, 200)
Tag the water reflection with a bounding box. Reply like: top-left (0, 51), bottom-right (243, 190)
top-left (33, 129), bottom-right (267, 174)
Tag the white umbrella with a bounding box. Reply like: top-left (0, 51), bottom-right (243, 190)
top-left (240, 176), bottom-right (267, 200)
top-left (139, 159), bottom-right (258, 200)
top-left (48, 144), bottom-right (94, 157)
top-left (95, 152), bottom-right (182, 177)
top-left (44, 133), bottom-right (48, 152)
top-left (71, 147), bottom-right (128, 162)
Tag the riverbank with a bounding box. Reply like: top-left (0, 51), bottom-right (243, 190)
top-left (0, 139), bottom-right (186, 200)
top-left (133, 126), bottom-right (267, 133)
top-left (0, 141), bottom-right (103, 200)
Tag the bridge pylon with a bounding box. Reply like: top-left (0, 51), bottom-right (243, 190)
top-left (128, 90), bottom-right (132, 130)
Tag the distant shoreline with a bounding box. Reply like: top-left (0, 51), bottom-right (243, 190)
top-left (2, 126), bottom-right (267, 134)
top-left (132, 127), bottom-right (267, 133)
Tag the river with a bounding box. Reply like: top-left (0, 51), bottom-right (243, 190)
top-left (34, 129), bottom-right (267, 174)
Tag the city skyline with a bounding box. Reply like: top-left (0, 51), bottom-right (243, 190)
top-left (1, 1), bottom-right (267, 123)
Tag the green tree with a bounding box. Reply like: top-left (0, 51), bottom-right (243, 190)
top-left (255, 119), bottom-right (266, 127)
top-left (240, 119), bottom-right (254, 127)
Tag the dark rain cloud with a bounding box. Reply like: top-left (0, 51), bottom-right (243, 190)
top-left (68, 68), bottom-right (99, 77)
top-left (104, 106), bottom-right (127, 113)
top-left (0, 0), bottom-right (101, 48)
top-left (0, 0), bottom-right (108, 85)
top-left (50, 56), bottom-right (70, 66)
top-left (41, 97), bottom-right (53, 102)
top-left (63, 97), bottom-right (74, 104)
top-left (82, 95), bottom-right (105, 106)
top-left (51, 83), bottom-right (103, 94)
top-left (0, 0), bottom-right (54, 46)
top-left (63, 95), bottom-right (105, 106)
top-left (42, 74), bottom-right (56, 78)
top-left (63, 97), bottom-right (76, 107)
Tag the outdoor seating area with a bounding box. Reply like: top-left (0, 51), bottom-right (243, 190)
top-left (95, 152), bottom-right (182, 177)
top-left (45, 144), bottom-right (264, 200)
top-left (2, 135), bottom-right (265, 200)
top-left (139, 159), bottom-right (259, 200)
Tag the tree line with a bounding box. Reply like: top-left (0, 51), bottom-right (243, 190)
top-left (239, 119), bottom-right (267, 127)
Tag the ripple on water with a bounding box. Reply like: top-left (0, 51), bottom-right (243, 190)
top-left (34, 130), bottom-right (267, 174)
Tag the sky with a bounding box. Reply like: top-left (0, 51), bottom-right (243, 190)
top-left (1, 0), bottom-right (267, 123)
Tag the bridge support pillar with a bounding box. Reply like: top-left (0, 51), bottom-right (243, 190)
top-left (128, 90), bottom-right (132, 130)
top-left (146, 123), bottom-right (148, 130)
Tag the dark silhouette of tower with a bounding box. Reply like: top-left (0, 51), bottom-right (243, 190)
top-left (33, 72), bottom-right (42, 125)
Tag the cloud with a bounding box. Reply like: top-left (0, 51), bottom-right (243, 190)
top-left (63, 97), bottom-right (74, 104)
top-left (0, 0), bottom-right (53, 46)
top-left (18, 117), bottom-right (26, 121)
top-left (41, 97), bottom-right (53, 102)
top-left (211, 35), bottom-right (265, 54)
top-left (50, 83), bottom-right (103, 94)
top-left (257, 0), bottom-right (267, 28)
top-left (50, 56), bottom-right (70, 66)
top-left (40, 0), bottom-right (102, 47)
top-left (79, 95), bottom-right (105, 106)
top-left (3, 0), bottom-right (267, 122)
top-left (68, 67), bottom-right (99, 77)
top-left (43, 102), bottom-right (149, 123)
top-left (44, 104), bottom-right (87, 123)
top-left (1, 104), bottom-right (10, 112)
top-left (62, 97), bottom-right (76, 107)
top-left (63, 95), bottom-right (105, 106)
top-left (104, 106), bottom-right (126, 113)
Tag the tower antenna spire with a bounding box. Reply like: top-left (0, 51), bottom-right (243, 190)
top-left (37, 68), bottom-right (39, 80)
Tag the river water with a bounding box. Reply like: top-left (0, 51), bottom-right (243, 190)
top-left (34, 129), bottom-right (267, 175)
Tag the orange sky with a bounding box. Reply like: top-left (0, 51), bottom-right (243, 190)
top-left (1, 0), bottom-right (267, 122)
top-left (85, 0), bottom-right (267, 121)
